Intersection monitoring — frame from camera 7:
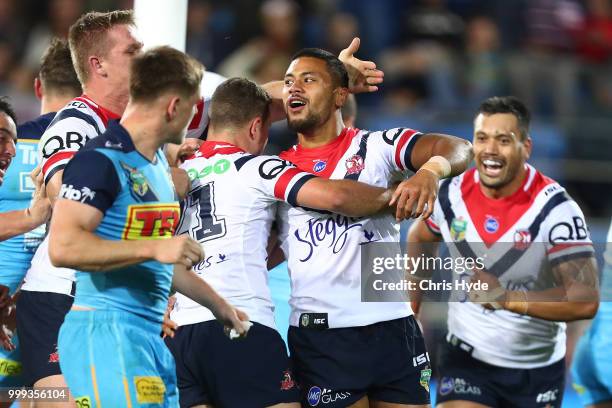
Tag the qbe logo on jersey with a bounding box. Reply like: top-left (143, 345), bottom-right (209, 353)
top-left (122, 204), bottom-right (180, 240)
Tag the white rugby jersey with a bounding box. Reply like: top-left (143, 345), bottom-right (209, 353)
top-left (426, 165), bottom-right (594, 369)
top-left (171, 141), bottom-right (315, 329)
top-left (23, 95), bottom-right (121, 295)
top-left (23, 70), bottom-right (225, 296)
top-left (277, 127), bottom-right (423, 328)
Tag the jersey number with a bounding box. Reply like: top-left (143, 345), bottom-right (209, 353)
top-left (188, 182), bottom-right (226, 242)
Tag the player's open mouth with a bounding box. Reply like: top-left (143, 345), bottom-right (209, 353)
top-left (287, 97), bottom-right (307, 113)
top-left (481, 158), bottom-right (504, 177)
top-left (0, 158), bottom-right (10, 172)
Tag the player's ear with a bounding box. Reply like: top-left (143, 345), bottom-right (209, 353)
top-left (334, 87), bottom-right (349, 109)
top-left (34, 77), bottom-right (43, 101)
top-left (166, 96), bottom-right (180, 122)
top-left (249, 116), bottom-right (263, 141)
top-left (89, 56), bottom-right (106, 78)
top-left (522, 135), bottom-right (532, 160)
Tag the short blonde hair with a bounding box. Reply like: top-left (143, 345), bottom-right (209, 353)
top-left (68, 10), bottom-right (134, 84)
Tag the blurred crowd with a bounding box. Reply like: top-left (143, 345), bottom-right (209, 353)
top-left (1, 0), bottom-right (611, 216)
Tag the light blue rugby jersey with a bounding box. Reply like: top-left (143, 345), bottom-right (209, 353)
top-left (58, 120), bottom-right (179, 324)
top-left (0, 112), bottom-right (54, 291)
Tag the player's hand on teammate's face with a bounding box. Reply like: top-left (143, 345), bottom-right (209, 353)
top-left (338, 37), bottom-right (384, 94)
top-left (162, 296), bottom-right (178, 339)
top-left (155, 235), bottom-right (205, 267)
top-left (468, 269), bottom-right (507, 310)
top-left (389, 169), bottom-right (439, 221)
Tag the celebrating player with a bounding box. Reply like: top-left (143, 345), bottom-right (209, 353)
top-left (407, 96), bottom-right (599, 408)
top-left (48, 46), bottom-right (248, 407)
top-left (0, 39), bottom-right (81, 391)
top-left (276, 48), bottom-right (472, 408)
top-left (167, 77), bottom-right (403, 408)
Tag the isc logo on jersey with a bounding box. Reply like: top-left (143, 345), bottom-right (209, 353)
top-left (122, 204), bottom-right (180, 240)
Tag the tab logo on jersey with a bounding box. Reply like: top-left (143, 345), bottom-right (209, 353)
top-left (186, 158), bottom-right (230, 181)
top-left (59, 184), bottom-right (96, 203)
top-left (313, 160), bottom-right (326, 173)
top-left (134, 376), bottom-right (166, 404)
top-left (450, 218), bottom-right (467, 242)
top-left (122, 204), bottom-right (180, 240)
top-left (345, 154), bottom-right (365, 175)
top-left (484, 215), bottom-right (499, 233)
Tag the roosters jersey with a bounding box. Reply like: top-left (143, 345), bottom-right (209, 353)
top-left (171, 141), bottom-right (315, 329)
top-left (427, 165), bottom-right (594, 369)
top-left (278, 127), bottom-right (423, 328)
top-left (0, 113), bottom-right (53, 292)
top-left (22, 95), bottom-right (120, 296)
top-left (59, 121), bottom-right (179, 323)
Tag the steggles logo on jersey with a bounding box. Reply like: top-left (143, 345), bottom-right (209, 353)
top-left (513, 229), bottom-right (532, 250)
top-left (312, 160), bottom-right (326, 173)
top-left (450, 218), bottom-right (467, 242)
top-left (59, 184), bottom-right (96, 203)
top-left (122, 204), bottom-right (180, 240)
top-left (345, 154), bottom-right (365, 175)
top-left (484, 215), bottom-right (499, 233)
top-left (294, 215), bottom-right (363, 262)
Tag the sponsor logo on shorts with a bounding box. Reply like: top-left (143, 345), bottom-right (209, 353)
top-left (439, 377), bottom-right (481, 396)
top-left (307, 386), bottom-right (322, 406)
top-left (122, 204), bottom-right (180, 240)
top-left (48, 346), bottom-right (60, 363)
top-left (307, 387), bottom-right (351, 406)
top-left (419, 368), bottom-right (432, 392)
top-left (280, 370), bottom-right (296, 390)
top-left (134, 376), bottom-right (166, 404)
top-left (536, 389), bottom-right (558, 404)
top-left (0, 358), bottom-right (22, 376)
top-left (75, 396), bottom-right (92, 408)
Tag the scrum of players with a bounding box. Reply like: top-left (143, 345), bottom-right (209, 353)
top-left (0, 8), bottom-right (606, 408)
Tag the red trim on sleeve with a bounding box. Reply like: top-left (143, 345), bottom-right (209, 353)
top-left (75, 95), bottom-right (120, 126)
top-left (394, 129), bottom-right (418, 171)
top-left (42, 150), bottom-right (76, 176)
top-left (274, 168), bottom-right (303, 200)
top-left (547, 242), bottom-right (593, 255)
top-left (425, 218), bottom-right (440, 233)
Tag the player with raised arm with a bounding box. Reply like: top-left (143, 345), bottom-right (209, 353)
top-left (48, 46), bottom-right (247, 408)
top-left (277, 48), bottom-right (472, 408)
top-left (0, 39), bottom-right (81, 391)
top-left (167, 77), bottom-right (404, 408)
top-left (407, 96), bottom-right (599, 408)
top-left (572, 218), bottom-right (612, 408)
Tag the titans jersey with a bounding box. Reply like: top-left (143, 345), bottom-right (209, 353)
top-left (277, 127), bottom-right (422, 328)
top-left (22, 95), bottom-right (120, 296)
top-left (171, 141), bottom-right (315, 329)
top-left (427, 165), bottom-right (594, 369)
top-left (0, 113), bottom-right (54, 292)
top-left (58, 121), bottom-right (179, 324)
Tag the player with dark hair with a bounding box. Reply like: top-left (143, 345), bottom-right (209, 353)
top-left (277, 47), bottom-right (473, 407)
top-left (0, 38), bottom-right (80, 390)
top-left (168, 76), bottom-right (412, 408)
top-left (408, 96), bottom-right (598, 408)
top-left (49, 46), bottom-right (248, 408)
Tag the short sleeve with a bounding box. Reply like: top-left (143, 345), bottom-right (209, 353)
top-left (58, 150), bottom-right (121, 214)
top-left (372, 127), bottom-right (423, 173)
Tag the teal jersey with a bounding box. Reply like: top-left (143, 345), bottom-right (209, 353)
top-left (0, 113), bottom-right (53, 291)
top-left (58, 121), bottom-right (179, 324)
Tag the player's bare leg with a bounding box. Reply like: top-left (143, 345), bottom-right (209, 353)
top-left (348, 396), bottom-right (369, 407)
top-left (32, 375), bottom-right (73, 408)
top-left (191, 404), bottom-right (300, 408)
top-left (589, 402), bottom-right (612, 408)
top-left (436, 401), bottom-right (490, 408)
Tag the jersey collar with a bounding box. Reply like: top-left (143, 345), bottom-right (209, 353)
top-left (195, 141), bottom-right (245, 159)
